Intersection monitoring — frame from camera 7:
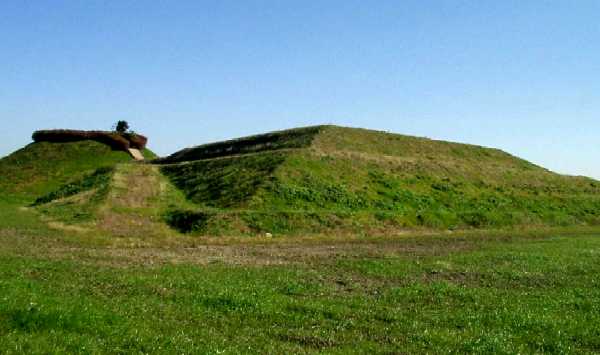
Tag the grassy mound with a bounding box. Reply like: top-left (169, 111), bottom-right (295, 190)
top-left (158, 126), bottom-right (600, 235)
top-left (0, 140), bottom-right (156, 202)
top-left (5, 126), bottom-right (598, 236)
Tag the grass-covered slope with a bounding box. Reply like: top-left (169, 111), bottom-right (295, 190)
top-left (30, 167), bottom-right (117, 225)
top-left (0, 140), bottom-right (157, 202)
top-left (160, 152), bottom-right (288, 208)
top-left (158, 126), bottom-right (600, 235)
top-left (0, 141), bottom-right (130, 202)
top-left (155, 126), bottom-right (323, 164)
top-left (30, 162), bottom-right (191, 235)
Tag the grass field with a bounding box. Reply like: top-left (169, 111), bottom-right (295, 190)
top-left (1, 128), bottom-right (600, 353)
top-left (1, 197), bottom-right (600, 353)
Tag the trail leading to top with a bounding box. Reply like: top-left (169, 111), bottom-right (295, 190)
top-left (128, 148), bottom-right (144, 161)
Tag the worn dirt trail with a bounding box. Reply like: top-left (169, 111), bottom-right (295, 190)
top-left (127, 148), bottom-right (145, 161)
top-left (98, 163), bottom-right (169, 237)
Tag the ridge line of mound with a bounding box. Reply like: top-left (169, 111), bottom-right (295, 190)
top-left (156, 148), bottom-right (302, 166)
top-left (154, 125), bottom-right (328, 164)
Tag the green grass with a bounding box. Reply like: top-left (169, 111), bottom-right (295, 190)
top-left (6, 127), bottom-right (597, 236)
top-left (0, 141), bottom-right (136, 202)
top-left (30, 163), bottom-right (197, 235)
top-left (32, 167), bottom-right (115, 206)
top-left (0, 140), bottom-right (159, 228)
top-left (160, 152), bottom-right (288, 208)
top-left (156, 126), bottom-right (600, 235)
top-left (155, 125), bottom-right (323, 163)
top-left (2, 130), bottom-right (600, 352)
top-left (30, 167), bottom-right (116, 225)
top-left (253, 151), bottom-right (600, 230)
top-left (140, 148), bottom-right (158, 160)
top-left (1, 204), bottom-right (600, 353)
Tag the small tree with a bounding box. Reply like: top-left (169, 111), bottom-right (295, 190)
top-left (114, 120), bottom-right (129, 134)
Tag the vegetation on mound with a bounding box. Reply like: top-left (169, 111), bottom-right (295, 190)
top-left (95, 163), bottom-right (192, 237)
top-left (32, 167), bottom-right (114, 206)
top-left (33, 129), bottom-right (148, 151)
top-left (157, 126), bottom-right (600, 235)
top-left (2, 125), bottom-right (598, 236)
top-left (256, 151), bottom-right (600, 228)
top-left (155, 125), bottom-right (324, 164)
top-left (2, 130), bottom-right (600, 351)
top-left (31, 162), bottom-right (193, 233)
top-left (160, 151), bottom-right (288, 208)
top-left (0, 141), bottom-right (137, 201)
top-left (30, 167), bottom-right (118, 224)
top-left (165, 210), bottom-right (214, 233)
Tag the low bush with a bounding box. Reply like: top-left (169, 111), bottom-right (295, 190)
top-left (123, 133), bottom-right (147, 149)
top-left (32, 130), bottom-right (148, 151)
top-left (165, 210), bottom-right (213, 233)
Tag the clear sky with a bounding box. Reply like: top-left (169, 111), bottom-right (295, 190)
top-left (1, 1), bottom-right (598, 179)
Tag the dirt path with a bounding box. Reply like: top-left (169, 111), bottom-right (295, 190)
top-left (127, 148), bottom-right (145, 161)
top-left (98, 164), bottom-right (170, 236)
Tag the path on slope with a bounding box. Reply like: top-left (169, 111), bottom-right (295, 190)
top-left (127, 148), bottom-right (145, 161)
top-left (99, 163), bottom-right (170, 237)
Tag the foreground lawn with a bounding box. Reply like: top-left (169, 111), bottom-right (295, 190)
top-left (0, 202), bottom-right (599, 353)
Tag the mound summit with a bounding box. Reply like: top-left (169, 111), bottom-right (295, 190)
top-left (1, 125), bottom-right (599, 235)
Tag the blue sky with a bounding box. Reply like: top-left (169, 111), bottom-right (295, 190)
top-left (1, 1), bottom-right (599, 178)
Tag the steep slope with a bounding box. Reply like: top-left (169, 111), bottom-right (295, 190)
top-left (158, 126), bottom-right (600, 235)
top-left (0, 140), bottom-right (156, 202)
top-left (154, 126), bottom-right (323, 164)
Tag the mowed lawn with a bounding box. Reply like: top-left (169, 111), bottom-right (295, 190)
top-left (0, 200), bottom-right (599, 354)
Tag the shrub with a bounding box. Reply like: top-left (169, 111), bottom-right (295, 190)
top-left (32, 130), bottom-right (147, 151)
top-left (165, 210), bottom-right (213, 233)
top-left (124, 133), bottom-right (148, 149)
top-left (114, 120), bottom-right (129, 133)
